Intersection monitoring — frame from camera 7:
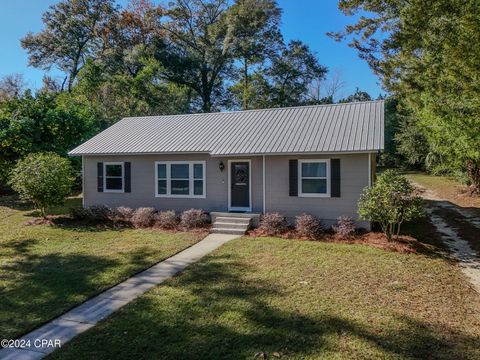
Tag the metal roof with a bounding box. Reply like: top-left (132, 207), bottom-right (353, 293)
top-left (69, 100), bottom-right (384, 156)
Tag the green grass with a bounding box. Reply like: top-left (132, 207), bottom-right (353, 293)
top-left (49, 237), bottom-right (480, 360)
top-left (404, 172), bottom-right (480, 209)
top-left (0, 196), bottom-right (202, 339)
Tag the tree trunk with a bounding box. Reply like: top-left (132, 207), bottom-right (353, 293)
top-left (243, 58), bottom-right (249, 110)
top-left (466, 159), bottom-right (480, 194)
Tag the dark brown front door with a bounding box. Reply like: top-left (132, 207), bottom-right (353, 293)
top-left (230, 161), bottom-right (250, 209)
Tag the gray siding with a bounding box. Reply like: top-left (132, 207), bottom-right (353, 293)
top-left (265, 153), bottom-right (370, 227)
top-left (83, 154), bottom-right (264, 213)
top-left (83, 153), bottom-right (371, 228)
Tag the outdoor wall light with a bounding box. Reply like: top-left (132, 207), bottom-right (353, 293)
top-left (219, 161), bottom-right (225, 172)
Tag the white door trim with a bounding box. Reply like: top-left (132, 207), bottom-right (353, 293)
top-left (228, 159), bottom-right (252, 212)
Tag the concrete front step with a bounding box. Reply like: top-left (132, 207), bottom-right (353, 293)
top-left (210, 228), bottom-right (247, 235)
top-left (213, 222), bottom-right (249, 230)
top-left (214, 217), bottom-right (251, 225)
top-left (210, 212), bottom-right (260, 235)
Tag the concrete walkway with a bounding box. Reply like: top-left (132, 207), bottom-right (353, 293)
top-left (0, 234), bottom-right (239, 360)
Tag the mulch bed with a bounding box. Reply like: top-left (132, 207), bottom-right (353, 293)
top-left (248, 228), bottom-right (436, 254)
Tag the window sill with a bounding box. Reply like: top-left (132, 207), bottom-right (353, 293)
top-left (155, 194), bottom-right (206, 199)
top-left (298, 193), bottom-right (331, 198)
top-left (104, 190), bottom-right (125, 193)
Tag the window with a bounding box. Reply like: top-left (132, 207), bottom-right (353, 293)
top-left (104, 162), bottom-right (124, 192)
top-left (155, 161), bottom-right (206, 198)
top-left (298, 159), bottom-right (330, 197)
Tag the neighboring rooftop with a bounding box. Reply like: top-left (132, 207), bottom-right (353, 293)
top-left (69, 100), bottom-right (384, 156)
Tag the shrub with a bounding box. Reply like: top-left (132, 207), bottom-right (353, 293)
top-left (114, 206), bottom-right (134, 223)
top-left (180, 209), bottom-right (209, 229)
top-left (154, 210), bottom-right (179, 229)
top-left (90, 205), bottom-right (115, 221)
top-left (69, 205), bottom-right (113, 222)
top-left (69, 207), bottom-right (91, 220)
top-left (295, 213), bottom-right (323, 239)
top-left (131, 207), bottom-right (156, 228)
top-left (9, 153), bottom-right (75, 218)
top-left (358, 170), bottom-right (424, 241)
top-left (333, 216), bottom-right (356, 239)
top-left (258, 212), bottom-right (288, 236)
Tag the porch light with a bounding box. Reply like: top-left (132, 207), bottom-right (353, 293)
top-left (219, 161), bottom-right (225, 172)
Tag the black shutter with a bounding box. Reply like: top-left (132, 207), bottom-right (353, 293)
top-left (289, 159), bottom-right (298, 196)
top-left (331, 159), bottom-right (341, 197)
top-left (97, 162), bottom-right (104, 192)
top-left (124, 162), bottom-right (131, 193)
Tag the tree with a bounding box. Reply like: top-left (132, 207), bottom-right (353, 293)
top-left (72, 58), bottom-right (190, 124)
top-left (358, 170), bottom-right (423, 241)
top-left (331, 0), bottom-right (480, 192)
top-left (308, 69), bottom-right (345, 104)
top-left (0, 74), bottom-right (26, 101)
top-left (9, 153), bottom-right (75, 217)
top-left (225, 0), bottom-right (283, 109)
top-left (100, 0), bottom-right (165, 77)
top-left (395, 114), bottom-right (429, 169)
top-left (339, 87), bottom-right (371, 103)
top-left (0, 90), bottom-right (100, 187)
top-left (21, 0), bottom-right (117, 91)
top-left (267, 40), bottom-right (327, 107)
top-left (159, 0), bottom-right (233, 112)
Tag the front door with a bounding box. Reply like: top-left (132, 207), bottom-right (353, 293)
top-left (230, 161), bottom-right (250, 210)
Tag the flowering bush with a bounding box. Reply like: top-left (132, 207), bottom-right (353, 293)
top-left (154, 210), bottom-right (179, 229)
top-left (332, 216), bottom-right (356, 239)
top-left (258, 212), bottom-right (288, 236)
top-left (131, 207), bottom-right (156, 228)
top-left (295, 213), bottom-right (323, 239)
top-left (180, 209), bottom-right (209, 229)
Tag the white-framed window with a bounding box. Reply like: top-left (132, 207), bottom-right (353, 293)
top-left (298, 159), bottom-right (330, 197)
top-left (155, 161), bottom-right (206, 198)
top-left (104, 162), bottom-right (124, 192)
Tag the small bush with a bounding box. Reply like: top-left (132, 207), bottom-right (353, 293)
top-left (114, 206), bottom-right (134, 223)
top-left (9, 152), bottom-right (75, 218)
top-left (358, 170), bottom-right (423, 241)
top-left (131, 207), bottom-right (156, 228)
top-left (69, 205), bottom-right (113, 222)
top-left (333, 216), bottom-right (356, 239)
top-left (295, 213), bottom-right (323, 239)
top-left (88, 205), bottom-right (113, 222)
top-left (69, 207), bottom-right (91, 220)
top-left (154, 210), bottom-right (179, 229)
top-left (258, 212), bottom-right (288, 236)
top-left (180, 209), bottom-right (209, 229)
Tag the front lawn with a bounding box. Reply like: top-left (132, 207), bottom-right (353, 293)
top-left (50, 237), bottom-right (480, 360)
top-left (404, 172), bottom-right (480, 209)
top-left (0, 196), bottom-right (203, 339)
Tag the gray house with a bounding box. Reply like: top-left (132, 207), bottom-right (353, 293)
top-left (69, 100), bottom-right (384, 232)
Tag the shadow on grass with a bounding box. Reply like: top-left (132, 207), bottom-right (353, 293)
top-left (51, 254), bottom-right (480, 360)
top-left (49, 217), bottom-right (132, 233)
top-left (426, 199), bottom-right (480, 255)
top-left (0, 238), bottom-right (159, 339)
top-left (0, 195), bottom-right (83, 216)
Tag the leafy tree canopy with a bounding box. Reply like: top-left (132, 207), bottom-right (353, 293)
top-left (331, 0), bottom-right (480, 191)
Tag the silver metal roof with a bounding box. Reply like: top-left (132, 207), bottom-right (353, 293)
top-left (69, 100), bottom-right (384, 156)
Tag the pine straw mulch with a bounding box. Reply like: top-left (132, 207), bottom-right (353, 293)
top-left (247, 228), bottom-right (439, 255)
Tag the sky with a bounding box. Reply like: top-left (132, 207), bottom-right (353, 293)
top-left (0, 0), bottom-right (383, 98)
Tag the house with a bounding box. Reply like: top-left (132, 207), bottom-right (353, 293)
top-left (69, 100), bottom-right (384, 231)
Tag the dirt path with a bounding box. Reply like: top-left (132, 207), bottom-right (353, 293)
top-left (411, 181), bottom-right (480, 293)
